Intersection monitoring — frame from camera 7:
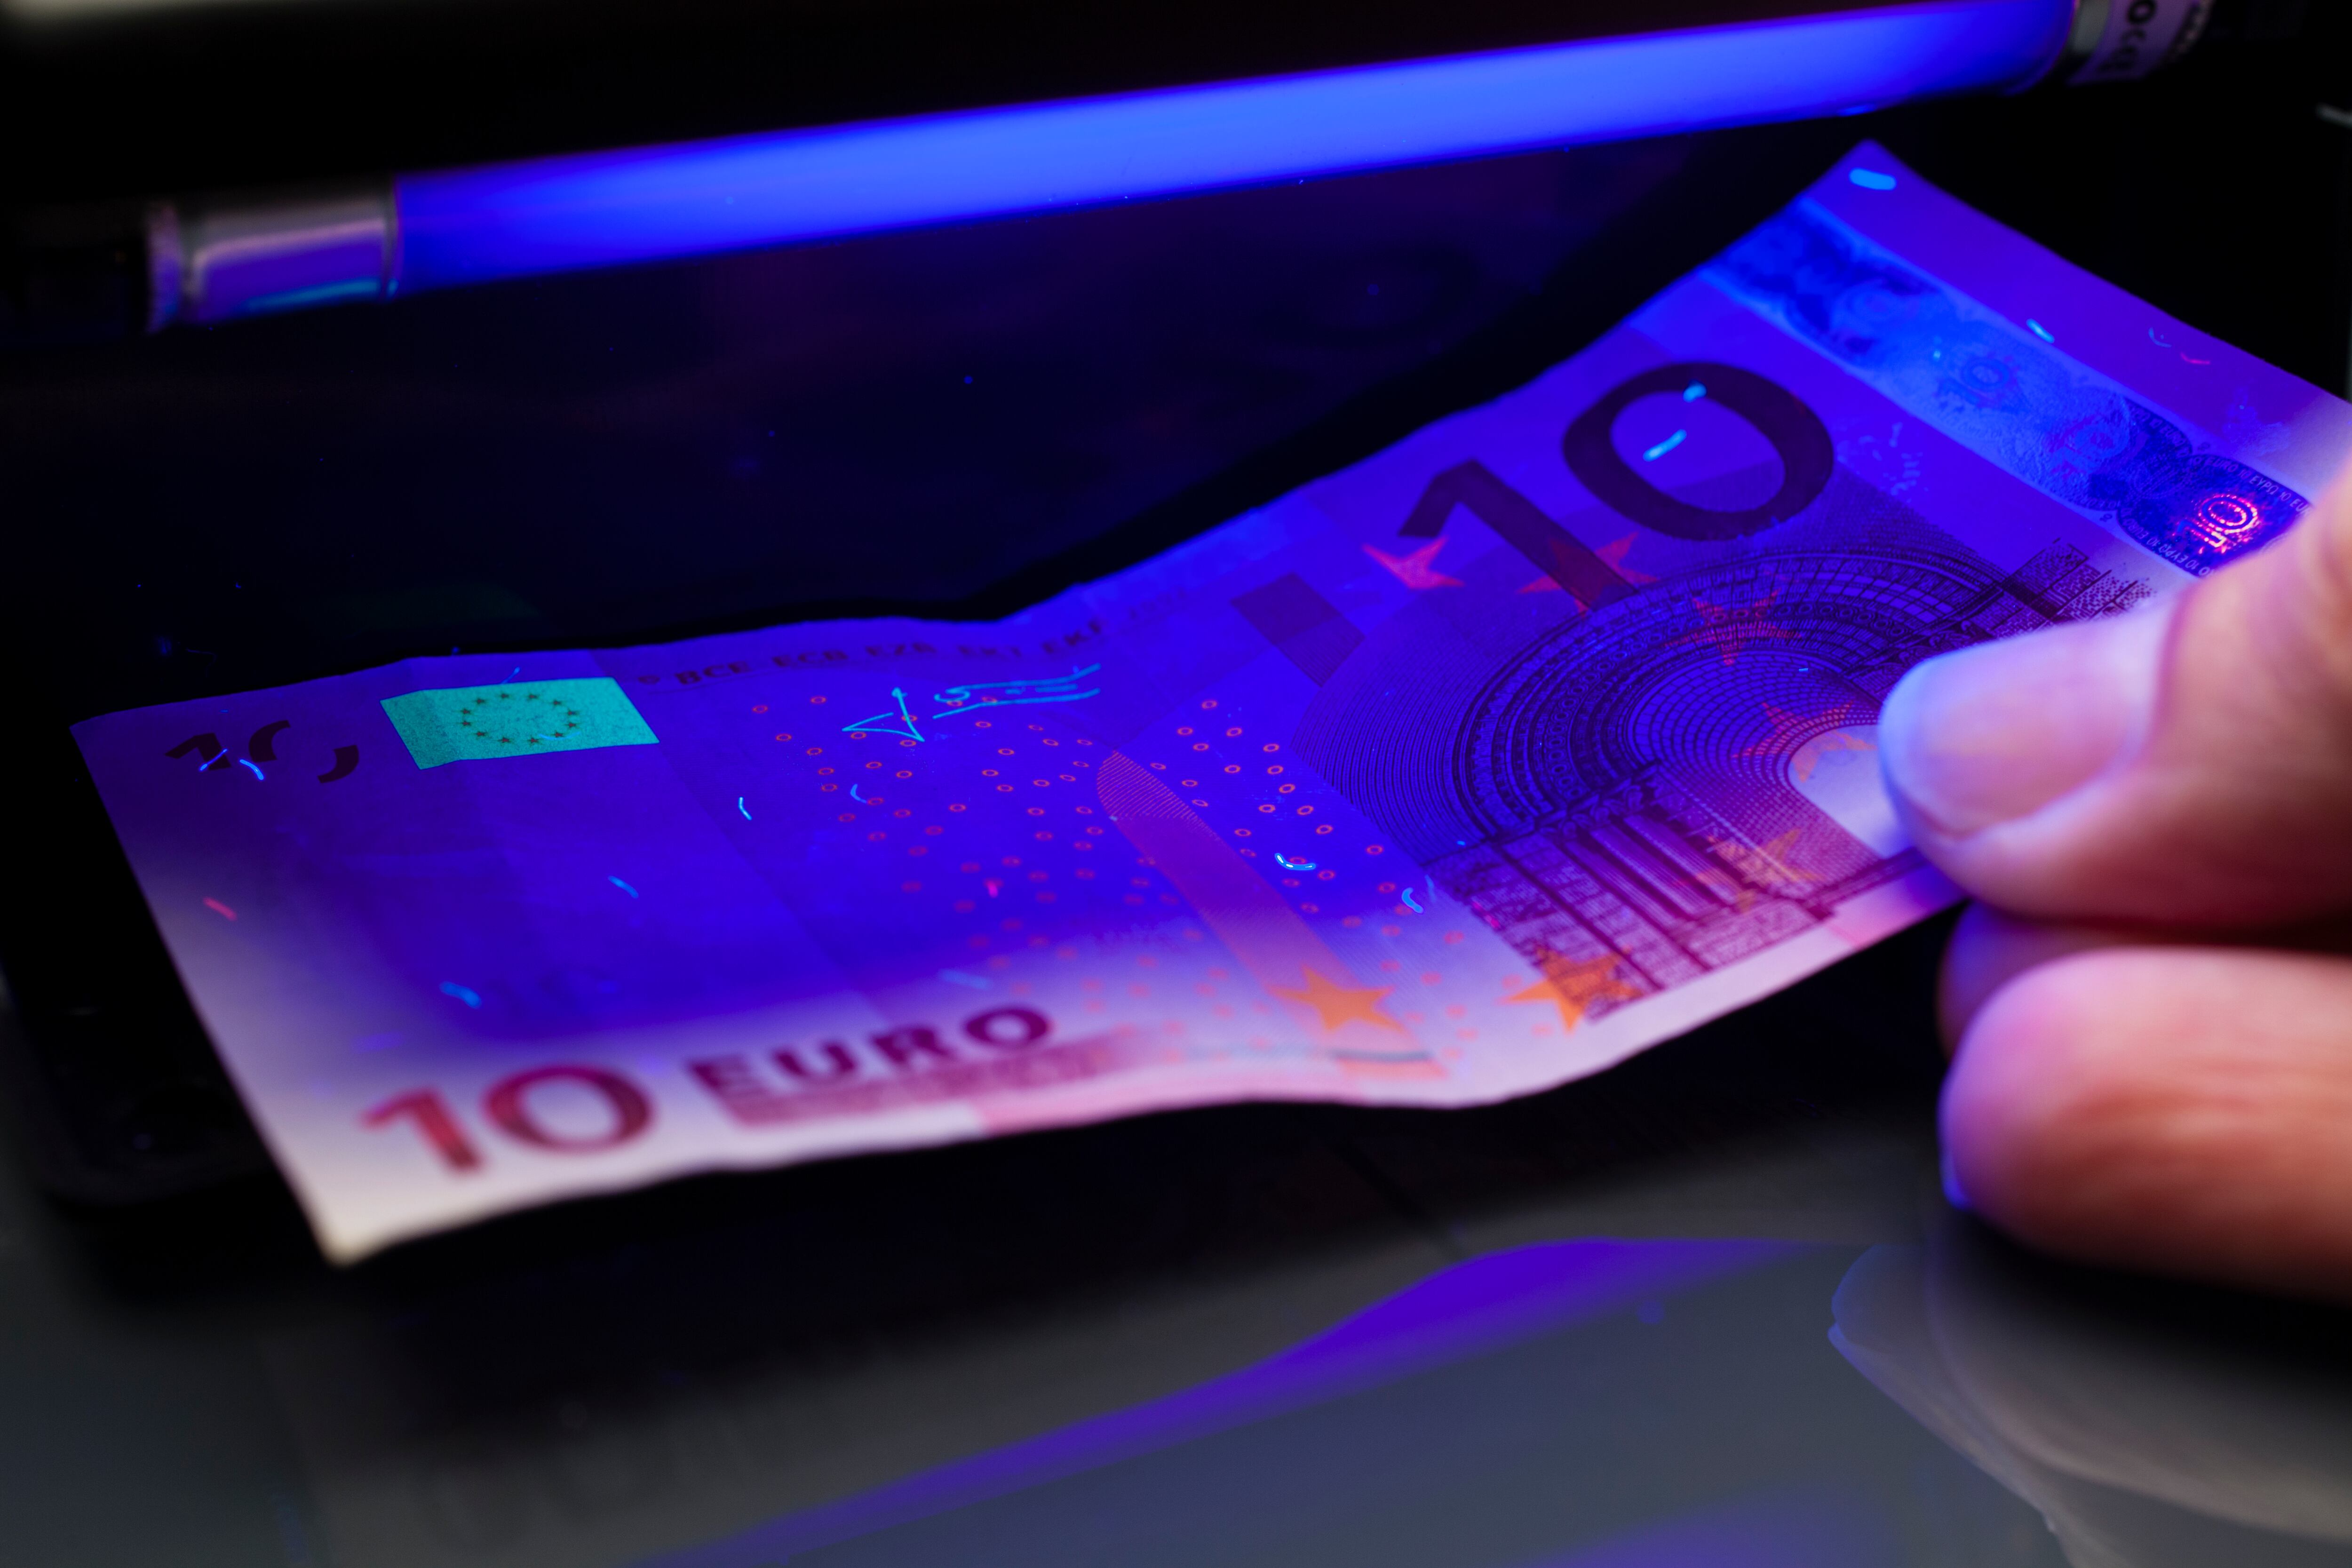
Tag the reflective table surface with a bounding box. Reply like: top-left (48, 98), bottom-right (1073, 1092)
top-left (8, 920), bottom-right (2352, 1568)
top-left (5, 41), bottom-right (2352, 1568)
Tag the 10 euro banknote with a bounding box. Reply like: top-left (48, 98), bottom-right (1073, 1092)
top-left (74, 143), bottom-right (2352, 1259)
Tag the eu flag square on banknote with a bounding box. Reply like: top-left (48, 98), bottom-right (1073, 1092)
top-left (381, 678), bottom-right (659, 768)
top-left (68, 143), bottom-right (2352, 1260)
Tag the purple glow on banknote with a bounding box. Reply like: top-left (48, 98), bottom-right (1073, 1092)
top-left (641, 1238), bottom-right (1792, 1568)
top-left (1707, 198), bottom-right (2307, 574)
top-left (72, 144), bottom-right (2351, 1259)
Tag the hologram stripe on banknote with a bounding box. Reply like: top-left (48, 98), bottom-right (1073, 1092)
top-left (70, 143), bottom-right (2352, 1258)
top-left (1707, 197), bottom-right (2307, 574)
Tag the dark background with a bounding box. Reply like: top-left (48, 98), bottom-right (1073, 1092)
top-left (0, 0), bottom-right (2343, 1431)
top-left (0, 11), bottom-right (2349, 1564)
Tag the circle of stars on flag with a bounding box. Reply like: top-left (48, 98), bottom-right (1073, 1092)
top-left (453, 690), bottom-right (587, 747)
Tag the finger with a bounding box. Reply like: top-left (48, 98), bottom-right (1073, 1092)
top-left (1936, 902), bottom-right (2153, 1052)
top-left (1879, 470), bottom-right (2352, 925)
top-left (1941, 945), bottom-right (2352, 1300)
top-left (1937, 903), bottom-right (2352, 1051)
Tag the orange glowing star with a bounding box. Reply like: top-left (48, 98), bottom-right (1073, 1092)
top-left (1364, 539), bottom-right (1465, 590)
top-left (1789, 727), bottom-right (1876, 783)
top-left (1707, 828), bottom-right (1822, 890)
top-left (1735, 700), bottom-right (1819, 759)
top-left (1504, 950), bottom-right (1643, 1032)
top-left (1736, 699), bottom-right (1867, 763)
top-left (1681, 590), bottom-right (1792, 667)
top-left (1691, 863), bottom-right (1765, 914)
top-left (1275, 968), bottom-right (1403, 1031)
top-left (1595, 532), bottom-right (1661, 585)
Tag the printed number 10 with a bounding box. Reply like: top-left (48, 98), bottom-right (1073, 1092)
top-left (365, 1065), bottom-right (655, 1173)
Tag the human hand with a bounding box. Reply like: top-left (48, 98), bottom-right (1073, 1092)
top-left (1879, 468), bottom-right (2352, 1299)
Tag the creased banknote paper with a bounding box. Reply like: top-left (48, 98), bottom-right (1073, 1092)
top-left (75, 144), bottom-right (2352, 1258)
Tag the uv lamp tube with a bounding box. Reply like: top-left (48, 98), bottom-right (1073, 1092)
top-left (142, 0), bottom-right (2188, 327)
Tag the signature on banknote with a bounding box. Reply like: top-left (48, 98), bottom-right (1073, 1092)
top-left (838, 665), bottom-right (1108, 741)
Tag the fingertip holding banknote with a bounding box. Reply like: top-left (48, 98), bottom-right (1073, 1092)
top-left (1884, 497), bottom-right (2352, 928)
top-left (1880, 604), bottom-right (2167, 844)
top-left (69, 143), bottom-right (2352, 1262)
top-left (1879, 600), bottom-right (2176, 921)
top-left (1893, 476), bottom-right (2352, 1299)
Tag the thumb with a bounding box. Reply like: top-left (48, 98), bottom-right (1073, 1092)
top-left (1880, 471), bottom-right (2352, 926)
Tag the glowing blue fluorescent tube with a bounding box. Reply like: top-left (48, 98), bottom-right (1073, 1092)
top-left (397, 0), bottom-right (2072, 292)
top-left (153, 0), bottom-right (2076, 322)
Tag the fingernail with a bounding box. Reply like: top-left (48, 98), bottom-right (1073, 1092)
top-left (1880, 603), bottom-right (2170, 838)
